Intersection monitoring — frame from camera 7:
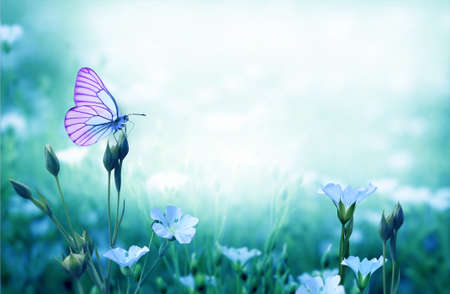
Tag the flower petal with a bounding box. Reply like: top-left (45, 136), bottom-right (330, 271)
top-left (342, 256), bottom-right (360, 276)
top-left (179, 214), bottom-right (199, 229)
top-left (103, 247), bottom-right (128, 267)
top-left (151, 207), bottom-right (167, 225)
top-left (356, 183), bottom-right (377, 204)
top-left (174, 227), bottom-right (196, 244)
top-left (342, 185), bottom-right (359, 207)
top-left (165, 205), bottom-right (182, 225)
top-left (321, 183), bottom-right (342, 206)
top-left (152, 222), bottom-right (173, 239)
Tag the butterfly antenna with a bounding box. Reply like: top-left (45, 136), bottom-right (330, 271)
top-left (128, 113), bottom-right (146, 117)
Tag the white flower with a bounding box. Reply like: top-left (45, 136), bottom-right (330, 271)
top-left (342, 256), bottom-right (384, 278)
top-left (298, 268), bottom-right (338, 284)
top-left (178, 274), bottom-right (217, 290)
top-left (219, 245), bottom-right (261, 265)
top-left (103, 245), bottom-right (149, 267)
top-left (321, 183), bottom-right (377, 208)
top-left (0, 24), bottom-right (23, 44)
top-left (296, 275), bottom-right (345, 294)
top-left (151, 206), bottom-right (198, 244)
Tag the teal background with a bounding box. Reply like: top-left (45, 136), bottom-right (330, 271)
top-left (1, 0), bottom-right (449, 293)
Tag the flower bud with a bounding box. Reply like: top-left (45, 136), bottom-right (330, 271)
top-left (392, 202), bottom-right (404, 231)
top-left (45, 144), bottom-right (60, 177)
top-left (57, 250), bottom-right (87, 278)
top-left (9, 179), bottom-right (32, 200)
top-left (379, 211), bottom-right (394, 242)
top-left (103, 142), bottom-right (116, 172)
top-left (156, 276), bottom-right (167, 294)
top-left (118, 136), bottom-right (129, 160)
top-left (74, 230), bottom-right (93, 253)
top-left (114, 162), bottom-right (122, 192)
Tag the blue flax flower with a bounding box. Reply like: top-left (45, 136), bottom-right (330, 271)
top-left (103, 245), bottom-right (149, 267)
top-left (296, 275), bottom-right (344, 294)
top-left (342, 256), bottom-right (384, 290)
top-left (219, 245), bottom-right (261, 265)
top-left (151, 206), bottom-right (199, 244)
top-left (321, 182), bottom-right (377, 223)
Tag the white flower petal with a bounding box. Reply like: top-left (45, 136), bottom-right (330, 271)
top-left (151, 207), bottom-right (167, 225)
top-left (342, 256), bottom-right (360, 275)
top-left (165, 205), bottom-right (182, 225)
top-left (321, 183), bottom-right (342, 206)
top-left (179, 214), bottom-right (199, 228)
top-left (175, 227), bottom-right (196, 244)
top-left (152, 222), bottom-right (174, 239)
top-left (103, 247), bottom-right (128, 267)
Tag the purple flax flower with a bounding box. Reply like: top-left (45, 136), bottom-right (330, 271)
top-left (103, 245), bottom-right (149, 267)
top-left (151, 206), bottom-right (198, 244)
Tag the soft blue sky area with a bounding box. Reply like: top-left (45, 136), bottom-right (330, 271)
top-left (2, 0), bottom-right (449, 209)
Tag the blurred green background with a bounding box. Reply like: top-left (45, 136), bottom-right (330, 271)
top-left (1, 0), bottom-right (449, 293)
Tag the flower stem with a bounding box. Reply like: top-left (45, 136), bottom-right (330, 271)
top-left (133, 232), bottom-right (155, 294)
top-left (134, 241), bottom-right (169, 294)
top-left (112, 189), bottom-right (121, 245)
top-left (338, 222), bottom-right (345, 284)
top-left (382, 241), bottom-right (387, 294)
top-left (107, 171), bottom-right (112, 246)
top-left (55, 176), bottom-right (75, 237)
top-left (75, 279), bottom-right (84, 294)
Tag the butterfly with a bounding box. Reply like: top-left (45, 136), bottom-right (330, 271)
top-left (64, 67), bottom-right (145, 146)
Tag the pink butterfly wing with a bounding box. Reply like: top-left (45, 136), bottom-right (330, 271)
top-left (65, 68), bottom-right (119, 146)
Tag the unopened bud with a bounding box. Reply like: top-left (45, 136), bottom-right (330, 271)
top-left (57, 250), bottom-right (87, 278)
top-left (114, 162), bottom-right (122, 192)
top-left (45, 144), bottom-right (60, 177)
top-left (392, 202), bottom-right (404, 231)
top-left (103, 142), bottom-right (116, 172)
top-left (74, 230), bottom-right (93, 253)
top-left (118, 136), bottom-right (129, 160)
top-left (379, 211), bottom-right (394, 242)
top-left (9, 179), bottom-right (32, 200)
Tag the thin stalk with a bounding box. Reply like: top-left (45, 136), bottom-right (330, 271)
top-left (107, 171), bottom-right (112, 246)
top-left (49, 214), bottom-right (72, 245)
top-left (112, 189), bottom-right (121, 245)
top-left (391, 261), bottom-right (396, 294)
top-left (126, 276), bottom-right (130, 294)
top-left (55, 176), bottom-right (75, 236)
top-left (133, 232), bottom-right (154, 294)
top-left (135, 241), bottom-right (168, 294)
top-left (338, 223), bottom-right (345, 284)
top-left (235, 272), bottom-right (241, 294)
top-left (382, 241), bottom-right (387, 294)
top-left (75, 279), bottom-right (84, 294)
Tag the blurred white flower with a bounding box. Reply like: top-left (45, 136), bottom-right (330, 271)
top-left (103, 245), bottom-right (149, 267)
top-left (1, 112), bottom-right (26, 135)
top-left (219, 245), bottom-right (261, 265)
top-left (178, 274), bottom-right (216, 290)
top-left (151, 206), bottom-right (198, 244)
top-left (146, 171), bottom-right (188, 192)
top-left (296, 275), bottom-right (344, 294)
top-left (298, 268), bottom-right (338, 284)
top-left (56, 147), bottom-right (87, 165)
top-left (0, 24), bottom-right (23, 44)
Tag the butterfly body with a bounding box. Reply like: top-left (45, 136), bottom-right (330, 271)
top-left (64, 67), bottom-right (136, 146)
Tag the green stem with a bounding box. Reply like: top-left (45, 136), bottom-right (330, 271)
top-left (112, 188), bottom-right (121, 245)
top-left (382, 241), bottom-right (387, 294)
top-left (235, 271), bottom-right (242, 294)
top-left (49, 214), bottom-right (72, 245)
top-left (391, 261), bottom-right (396, 294)
top-left (126, 276), bottom-right (131, 294)
top-left (75, 279), bottom-right (84, 294)
top-left (338, 222), bottom-right (345, 284)
top-left (134, 240), bottom-right (168, 294)
top-left (134, 232), bottom-right (154, 290)
top-left (107, 172), bottom-right (112, 247)
top-left (55, 176), bottom-right (75, 236)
